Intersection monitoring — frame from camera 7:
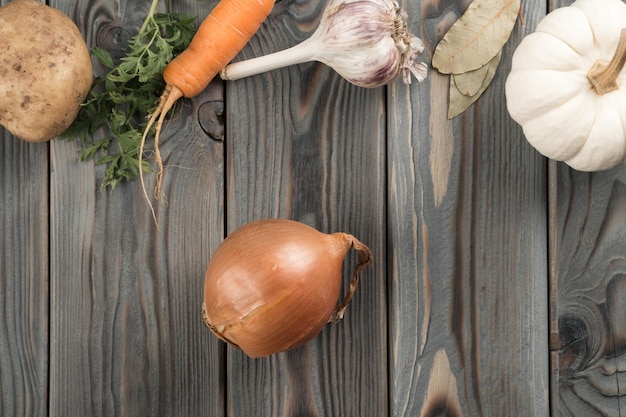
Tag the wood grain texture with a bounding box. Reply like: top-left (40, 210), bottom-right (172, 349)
top-left (7, 0), bottom-right (622, 415)
top-left (388, 0), bottom-right (550, 416)
top-left (551, 166), bottom-right (626, 417)
top-left (548, 0), bottom-right (626, 416)
top-left (48, 1), bottom-right (225, 416)
top-left (0, 129), bottom-right (49, 417)
top-left (0, 2), bottom-right (50, 416)
top-left (222, 1), bottom-right (387, 416)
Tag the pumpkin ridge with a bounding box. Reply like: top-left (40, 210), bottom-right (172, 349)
top-left (505, 0), bottom-right (626, 171)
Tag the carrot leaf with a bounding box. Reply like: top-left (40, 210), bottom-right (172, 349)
top-left (60, 11), bottom-right (196, 189)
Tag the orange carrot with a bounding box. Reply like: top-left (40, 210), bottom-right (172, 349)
top-left (140, 0), bottom-right (275, 219)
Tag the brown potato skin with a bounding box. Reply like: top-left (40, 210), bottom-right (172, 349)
top-left (0, 0), bottom-right (93, 142)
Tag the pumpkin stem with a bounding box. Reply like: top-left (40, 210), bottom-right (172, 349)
top-left (588, 28), bottom-right (626, 95)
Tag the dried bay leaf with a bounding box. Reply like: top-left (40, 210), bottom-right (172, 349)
top-left (452, 63), bottom-right (491, 96)
top-left (448, 50), bottom-right (502, 119)
top-left (432, 0), bottom-right (520, 75)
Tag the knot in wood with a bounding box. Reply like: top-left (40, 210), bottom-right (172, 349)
top-left (97, 25), bottom-right (131, 63)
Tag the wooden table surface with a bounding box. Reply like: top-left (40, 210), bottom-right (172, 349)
top-left (1, 0), bottom-right (625, 416)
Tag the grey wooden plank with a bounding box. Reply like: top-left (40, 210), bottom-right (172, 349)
top-left (388, 0), bottom-right (550, 416)
top-left (48, 1), bottom-right (225, 416)
top-left (0, 1), bottom-right (51, 415)
top-left (221, 1), bottom-right (388, 416)
top-left (548, 0), bottom-right (626, 415)
top-left (0, 125), bottom-right (49, 417)
top-left (550, 164), bottom-right (626, 417)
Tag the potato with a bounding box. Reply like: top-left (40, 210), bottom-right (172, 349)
top-left (0, 0), bottom-right (93, 142)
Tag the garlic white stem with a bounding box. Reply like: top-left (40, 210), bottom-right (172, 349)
top-left (222, 37), bottom-right (318, 81)
top-left (220, 0), bottom-right (428, 88)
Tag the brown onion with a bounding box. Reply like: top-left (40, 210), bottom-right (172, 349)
top-left (202, 218), bottom-right (373, 358)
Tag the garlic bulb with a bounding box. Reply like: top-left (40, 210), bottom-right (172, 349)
top-left (202, 219), bottom-right (373, 358)
top-left (221, 0), bottom-right (428, 88)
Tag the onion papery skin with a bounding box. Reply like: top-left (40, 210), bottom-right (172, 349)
top-left (203, 219), bottom-right (354, 358)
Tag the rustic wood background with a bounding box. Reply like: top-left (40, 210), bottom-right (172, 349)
top-left (1, 0), bottom-right (624, 415)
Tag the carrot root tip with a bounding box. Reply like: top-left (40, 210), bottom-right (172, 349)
top-left (139, 84), bottom-right (184, 227)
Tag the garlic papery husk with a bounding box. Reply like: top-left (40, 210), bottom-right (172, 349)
top-left (221, 0), bottom-right (428, 88)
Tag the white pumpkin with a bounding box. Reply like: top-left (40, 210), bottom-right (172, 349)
top-left (505, 0), bottom-right (626, 171)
